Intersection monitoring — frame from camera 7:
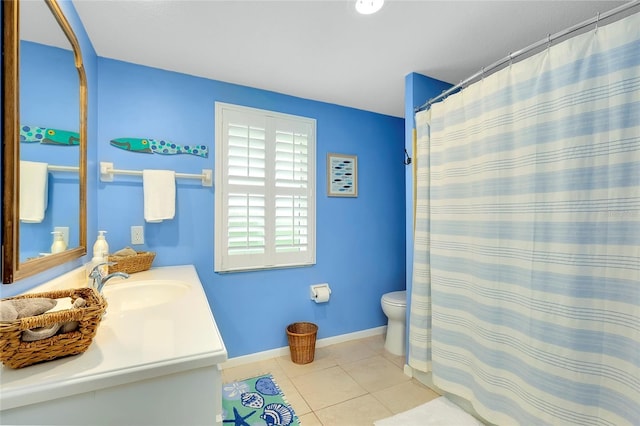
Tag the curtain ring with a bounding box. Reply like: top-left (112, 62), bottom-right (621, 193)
top-left (547, 34), bottom-right (552, 50)
top-left (595, 12), bottom-right (600, 32)
top-left (442, 88), bottom-right (450, 101)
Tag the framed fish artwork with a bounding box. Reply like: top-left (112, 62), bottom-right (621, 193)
top-left (327, 153), bottom-right (357, 197)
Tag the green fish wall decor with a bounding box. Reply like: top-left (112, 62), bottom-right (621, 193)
top-left (20, 125), bottom-right (79, 145)
top-left (110, 137), bottom-right (208, 158)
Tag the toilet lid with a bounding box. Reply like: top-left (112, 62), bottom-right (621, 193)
top-left (382, 290), bottom-right (406, 307)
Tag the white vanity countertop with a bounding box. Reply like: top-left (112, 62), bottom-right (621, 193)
top-left (0, 265), bottom-right (227, 411)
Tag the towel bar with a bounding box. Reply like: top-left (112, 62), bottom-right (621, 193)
top-left (99, 162), bottom-right (213, 187)
top-left (48, 165), bottom-right (79, 173)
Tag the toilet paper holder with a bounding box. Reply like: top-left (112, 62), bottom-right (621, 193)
top-left (310, 283), bottom-right (331, 301)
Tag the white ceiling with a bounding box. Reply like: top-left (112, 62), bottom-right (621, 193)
top-left (69, 0), bottom-right (628, 118)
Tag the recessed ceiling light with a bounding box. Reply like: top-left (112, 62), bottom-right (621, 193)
top-left (355, 0), bottom-right (384, 15)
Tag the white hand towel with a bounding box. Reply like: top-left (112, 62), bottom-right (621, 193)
top-left (20, 160), bottom-right (49, 223)
top-left (143, 169), bottom-right (176, 223)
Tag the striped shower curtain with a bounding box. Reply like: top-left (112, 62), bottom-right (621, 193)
top-left (409, 10), bottom-right (639, 426)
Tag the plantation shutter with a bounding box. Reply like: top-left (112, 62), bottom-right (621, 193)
top-left (215, 103), bottom-right (316, 272)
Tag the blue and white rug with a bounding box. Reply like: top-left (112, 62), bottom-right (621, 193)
top-left (222, 373), bottom-right (300, 426)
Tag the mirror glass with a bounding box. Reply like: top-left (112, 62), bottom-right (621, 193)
top-left (19, 1), bottom-right (80, 262)
top-left (2, 0), bottom-right (87, 283)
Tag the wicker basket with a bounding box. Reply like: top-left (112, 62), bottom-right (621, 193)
top-left (0, 287), bottom-right (107, 369)
top-left (107, 251), bottom-right (155, 275)
top-left (286, 322), bottom-right (318, 364)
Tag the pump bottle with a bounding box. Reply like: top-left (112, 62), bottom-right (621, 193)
top-left (93, 230), bottom-right (109, 259)
top-left (50, 231), bottom-right (67, 254)
top-left (87, 230), bottom-right (110, 278)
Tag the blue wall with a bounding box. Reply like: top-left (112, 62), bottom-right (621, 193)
top-left (97, 59), bottom-right (406, 357)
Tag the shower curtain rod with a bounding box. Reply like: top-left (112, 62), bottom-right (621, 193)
top-left (415, 0), bottom-right (640, 113)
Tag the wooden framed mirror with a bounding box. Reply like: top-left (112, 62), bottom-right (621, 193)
top-left (2, 0), bottom-right (87, 283)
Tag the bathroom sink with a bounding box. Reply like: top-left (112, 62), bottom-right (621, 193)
top-left (103, 280), bottom-right (190, 311)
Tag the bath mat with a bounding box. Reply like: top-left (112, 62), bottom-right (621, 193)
top-left (222, 373), bottom-right (300, 426)
top-left (374, 396), bottom-right (484, 426)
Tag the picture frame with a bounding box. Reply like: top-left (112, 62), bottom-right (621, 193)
top-left (327, 153), bottom-right (358, 197)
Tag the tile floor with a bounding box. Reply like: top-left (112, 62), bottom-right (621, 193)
top-left (221, 334), bottom-right (441, 425)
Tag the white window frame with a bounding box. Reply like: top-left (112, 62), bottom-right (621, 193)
top-left (214, 102), bottom-right (316, 272)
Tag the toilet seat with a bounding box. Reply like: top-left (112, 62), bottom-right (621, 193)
top-left (382, 291), bottom-right (406, 307)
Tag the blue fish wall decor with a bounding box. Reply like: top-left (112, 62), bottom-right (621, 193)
top-left (21, 125), bottom-right (80, 145)
top-left (110, 137), bottom-right (208, 158)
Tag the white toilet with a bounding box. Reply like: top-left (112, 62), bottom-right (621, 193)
top-left (381, 290), bottom-right (407, 356)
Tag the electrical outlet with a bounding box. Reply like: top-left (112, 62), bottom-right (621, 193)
top-left (54, 226), bottom-right (69, 247)
top-left (131, 226), bottom-right (144, 245)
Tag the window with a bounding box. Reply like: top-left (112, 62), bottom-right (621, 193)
top-left (215, 103), bottom-right (316, 272)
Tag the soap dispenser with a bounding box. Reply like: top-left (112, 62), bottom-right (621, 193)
top-left (89, 230), bottom-right (110, 276)
top-left (93, 230), bottom-right (109, 259)
top-left (50, 231), bottom-right (67, 254)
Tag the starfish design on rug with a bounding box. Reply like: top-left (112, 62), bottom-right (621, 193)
top-left (223, 407), bottom-right (255, 426)
top-left (223, 381), bottom-right (250, 398)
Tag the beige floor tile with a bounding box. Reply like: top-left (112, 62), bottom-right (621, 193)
top-left (298, 412), bottom-right (323, 426)
top-left (372, 379), bottom-right (441, 414)
top-left (275, 375), bottom-right (312, 416)
top-left (221, 358), bottom-right (285, 384)
top-left (328, 339), bottom-right (380, 366)
top-left (314, 394), bottom-right (393, 426)
top-left (221, 335), bottom-right (429, 425)
top-left (276, 346), bottom-right (337, 378)
top-left (361, 334), bottom-right (387, 353)
top-left (382, 350), bottom-right (406, 369)
top-left (291, 366), bottom-right (367, 410)
top-left (343, 355), bottom-right (411, 393)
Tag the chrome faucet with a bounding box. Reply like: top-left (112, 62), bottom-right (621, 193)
top-left (88, 262), bottom-right (129, 293)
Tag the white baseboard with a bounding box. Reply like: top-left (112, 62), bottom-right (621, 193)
top-left (315, 325), bottom-right (386, 348)
top-left (403, 363), bottom-right (413, 378)
top-left (221, 326), bottom-right (386, 369)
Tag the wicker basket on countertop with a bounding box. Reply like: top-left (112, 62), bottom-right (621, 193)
top-left (107, 251), bottom-right (156, 275)
top-left (0, 287), bottom-right (107, 369)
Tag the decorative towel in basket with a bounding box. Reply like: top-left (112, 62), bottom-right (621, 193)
top-left (108, 251), bottom-right (156, 275)
top-left (0, 287), bottom-right (107, 369)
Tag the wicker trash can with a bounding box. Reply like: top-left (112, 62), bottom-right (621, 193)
top-left (286, 322), bottom-right (318, 365)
